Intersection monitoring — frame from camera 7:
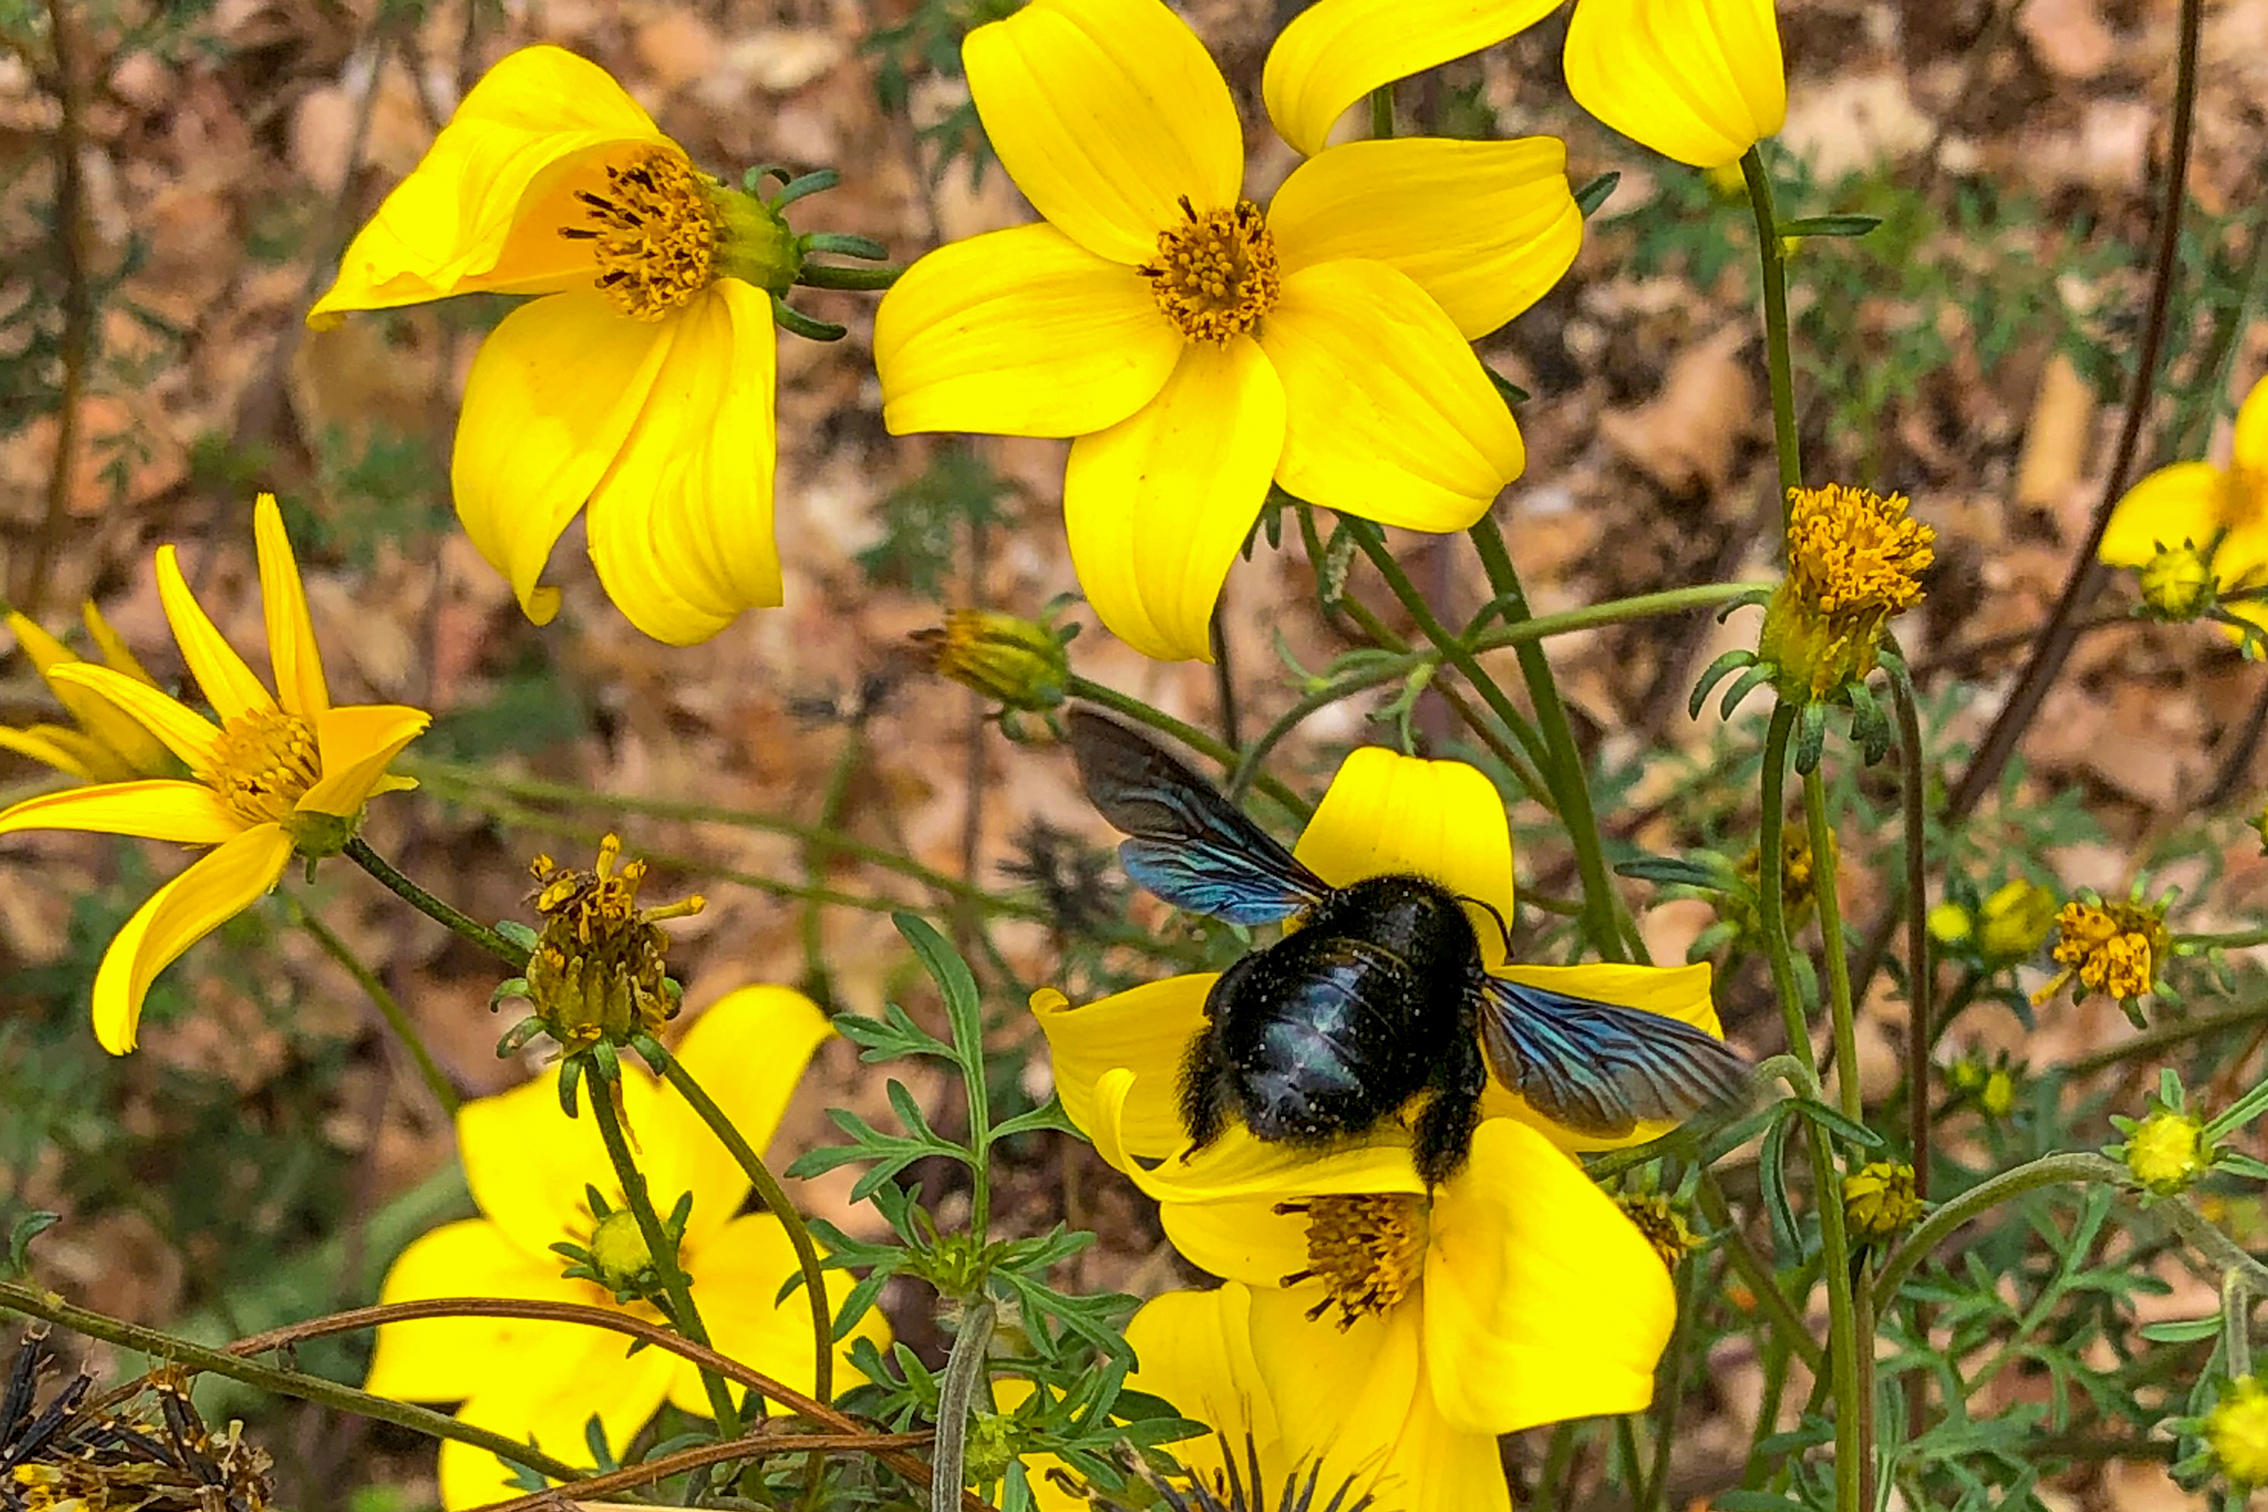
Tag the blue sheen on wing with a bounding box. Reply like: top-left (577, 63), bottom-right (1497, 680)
top-left (1476, 976), bottom-right (1751, 1137)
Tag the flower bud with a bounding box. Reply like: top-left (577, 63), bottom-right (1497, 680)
top-left (1976, 879), bottom-right (2057, 966)
top-left (2124, 1108), bottom-right (2208, 1195)
top-left (2138, 542), bottom-right (2217, 621)
top-left (915, 609), bottom-right (1071, 713)
top-left (587, 1208), bottom-right (657, 1291)
top-left (2209, 1376), bottom-right (2268, 1488)
top-left (1841, 1160), bottom-right (1923, 1244)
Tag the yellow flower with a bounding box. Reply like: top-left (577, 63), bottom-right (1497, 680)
top-left (1758, 483), bottom-right (1935, 701)
top-left (1840, 1161), bottom-right (1923, 1244)
top-left (1033, 745), bottom-right (1725, 1158)
top-left (1564, 0), bottom-right (1787, 169)
top-left (2, 603), bottom-right (174, 783)
top-left (308, 46), bottom-right (796, 645)
top-left (521, 835), bottom-right (705, 1049)
top-left (0, 495), bottom-right (429, 1054)
top-left (2210, 1376), bottom-right (2268, 1488)
top-left (874, 0), bottom-right (1580, 662)
top-left (2032, 897), bottom-right (2168, 1008)
top-left (2124, 1108), bottom-right (2208, 1195)
top-left (2102, 376), bottom-right (2268, 642)
top-left (365, 987), bottom-right (883, 1509)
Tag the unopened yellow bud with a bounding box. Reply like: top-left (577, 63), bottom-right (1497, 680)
top-left (1980, 1068), bottom-right (2016, 1119)
top-left (1927, 901), bottom-right (1974, 945)
top-left (2126, 1108), bottom-right (2208, 1195)
top-left (1977, 879), bottom-right (2057, 965)
top-left (1841, 1161), bottom-right (1924, 1243)
top-left (915, 610), bottom-right (1070, 713)
top-left (587, 1209), bottom-right (655, 1290)
top-left (2209, 1376), bottom-right (2268, 1487)
top-left (2138, 543), bottom-right (2217, 620)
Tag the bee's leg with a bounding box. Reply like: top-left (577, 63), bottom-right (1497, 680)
top-left (1413, 1030), bottom-right (1488, 1188)
top-left (1178, 1028), bottom-right (1231, 1150)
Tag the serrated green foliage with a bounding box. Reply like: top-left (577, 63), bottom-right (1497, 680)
top-left (858, 444), bottom-right (1016, 596)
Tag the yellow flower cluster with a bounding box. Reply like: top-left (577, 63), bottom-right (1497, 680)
top-left (1759, 484), bottom-right (1937, 700)
top-left (2033, 897), bottom-right (2169, 1008)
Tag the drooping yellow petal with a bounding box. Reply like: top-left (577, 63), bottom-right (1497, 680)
top-left (667, 1212), bottom-right (885, 1415)
top-left (253, 493), bottom-right (331, 720)
top-left (458, 1068), bottom-right (655, 1263)
top-left (1422, 1119), bottom-right (1672, 1434)
top-left (1064, 338), bottom-right (1284, 662)
top-left (0, 779), bottom-right (241, 845)
top-left (1257, 260), bottom-right (1521, 530)
top-left (2098, 461), bottom-right (2227, 568)
top-left (81, 601), bottom-right (160, 687)
top-left (1030, 977), bottom-right (1211, 1157)
top-left (155, 545), bottom-right (274, 725)
top-left (451, 289), bottom-right (675, 626)
top-left (584, 282), bottom-right (780, 645)
top-left (1245, 1284), bottom-right (1420, 1500)
top-left (1158, 1195), bottom-right (1312, 1289)
top-left (45, 663), bottom-right (221, 783)
top-left (1091, 1067), bottom-right (1423, 1199)
top-left (439, 1335), bottom-right (674, 1512)
top-left (642, 985), bottom-right (833, 1249)
top-left (1292, 746), bottom-right (1515, 962)
top-left (1262, 0), bottom-right (1563, 157)
top-left (876, 225), bottom-right (1181, 439)
top-left (1123, 1284), bottom-right (1285, 1486)
top-left (298, 704), bottom-right (432, 819)
top-left (90, 822), bottom-right (294, 1053)
top-left (364, 1218), bottom-right (601, 1404)
top-left (1563, 0), bottom-right (1786, 170)
top-left (1478, 960), bottom-right (1723, 1148)
top-left (963, 0), bottom-right (1243, 265)
top-left (309, 46), bottom-right (669, 323)
top-left (1270, 138), bottom-right (1580, 339)
top-left (0, 725), bottom-right (102, 781)
top-left (9, 612), bottom-right (171, 776)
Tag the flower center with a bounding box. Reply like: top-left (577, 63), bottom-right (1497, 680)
top-left (562, 147), bottom-right (722, 320)
top-left (2037, 897), bottom-right (2168, 1005)
top-left (1274, 1193), bottom-right (1428, 1329)
top-left (524, 835), bottom-right (705, 1047)
top-left (209, 707), bottom-right (319, 826)
top-left (1138, 198), bottom-right (1280, 343)
top-left (1785, 484), bottom-right (1935, 622)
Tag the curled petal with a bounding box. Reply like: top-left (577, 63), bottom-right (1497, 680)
top-left (2098, 461), bottom-right (2226, 569)
top-left (299, 704), bottom-right (432, 818)
top-left (1064, 338), bottom-right (1284, 661)
top-left (1422, 1119), bottom-right (1672, 1434)
top-left (1271, 137), bottom-right (1580, 339)
top-left (451, 290), bottom-right (675, 626)
top-left (1263, 0), bottom-right (1562, 157)
top-left (1292, 747), bottom-right (1515, 962)
top-left (157, 545), bottom-right (274, 724)
top-left (585, 281), bottom-right (781, 644)
top-left (254, 493), bottom-right (331, 719)
top-left (1159, 1197), bottom-right (1311, 1289)
top-left (876, 225), bottom-right (1180, 439)
top-left (1030, 976), bottom-right (1210, 1157)
top-left (45, 665), bottom-right (220, 785)
top-left (0, 780), bottom-right (240, 845)
top-left (964, 0), bottom-right (1242, 264)
top-left (1091, 1067), bottom-right (1423, 1202)
top-left (92, 823), bottom-right (294, 1053)
top-left (1258, 260), bottom-right (1521, 530)
top-left (1564, 0), bottom-right (1786, 170)
top-left (310, 46), bottom-right (668, 322)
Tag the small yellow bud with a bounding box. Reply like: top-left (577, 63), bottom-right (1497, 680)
top-left (2138, 542), bottom-right (2217, 621)
top-left (2125, 1108), bottom-right (2208, 1195)
top-left (1979, 1068), bottom-right (2016, 1119)
top-left (1841, 1161), bottom-right (1924, 1244)
top-left (2209, 1376), bottom-right (2268, 1488)
top-left (1977, 879), bottom-right (2058, 966)
top-left (587, 1209), bottom-right (656, 1290)
top-left (914, 610), bottom-right (1071, 713)
top-left (1926, 901), bottom-right (1974, 945)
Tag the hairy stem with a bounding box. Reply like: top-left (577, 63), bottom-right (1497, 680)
top-left (344, 836), bottom-right (530, 969)
top-left (1871, 1152), bottom-right (2125, 1302)
top-left (1741, 146), bottom-right (1802, 510)
top-left (1804, 772), bottom-right (1861, 1123)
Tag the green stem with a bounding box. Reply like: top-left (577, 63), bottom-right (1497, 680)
top-left (586, 1071), bottom-right (743, 1436)
top-left (1697, 1170), bottom-right (1827, 1373)
top-left (1368, 83), bottom-right (1393, 139)
top-left (296, 906), bottom-right (458, 1116)
top-left (1758, 710), bottom-right (1818, 1077)
top-left (1803, 772), bottom-right (1862, 1123)
top-left (803, 729), bottom-right (868, 1001)
top-left (2161, 1196), bottom-right (2268, 1293)
top-left (0, 1281), bottom-right (583, 1487)
top-left (2180, 927), bottom-right (2268, 950)
top-left (1871, 1152), bottom-right (2124, 1302)
top-left (653, 1050), bottom-right (837, 1406)
top-left (1889, 673), bottom-right (1934, 1196)
top-left (933, 1299), bottom-right (997, 1512)
top-left (344, 836), bottom-right (530, 969)
top-left (1066, 674), bottom-right (1310, 822)
top-left (1468, 513), bottom-right (1643, 963)
top-left (2066, 1000), bottom-right (2268, 1076)
top-left (1740, 146), bottom-right (1802, 511)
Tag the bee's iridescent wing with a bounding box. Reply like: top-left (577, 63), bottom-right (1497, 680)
top-left (1475, 976), bottom-right (1752, 1138)
top-left (1067, 708), bottom-right (1328, 926)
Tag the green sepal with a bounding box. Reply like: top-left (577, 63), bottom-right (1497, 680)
top-left (1690, 648), bottom-right (1758, 719)
top-left (771, 294), bottom-right (847, 341)
top-left (558, 1053), bottom-right (585, 1117)
top-left (1777, 213), bottom-right (1882, 237)
top-left (1794, 700), bottom-right (1830, 774)
top-left (1845, 680), bottom-right (1892, 765)
top-left (1573, 171), bottom-right (1620, 217)
top-left (1719, 663), bottom-right (1776, 720)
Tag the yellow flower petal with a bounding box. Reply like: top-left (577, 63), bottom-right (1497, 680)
top-left (1271, 137), bottom-right (1580, 339)
top-left (1091, 1067), bottom-right (1423, 1200)
top-left (364, 1218), bottom-right (598, 1403)
top-left (156, 544), bottom-right (274, 725)
top-left (458, 1067), bottom-right (656, 1263)
top-left (2234, 375), bottom-right (2268, 482)
top-left (253, 493), bottom-right (330, 720)
top-left (309, 46), bottom-right (668, 323)
top-left (439, 1337), bottom-right (674, 1512)
top-left (1478, 960), bottom-right (1723, 1149)
top-left (669, 1212), bottom-right (886, 1414)
top-left (1292, 746), bottom-right (1515, 963)
top-left (1257, 260), bottom-right (1521, 529)
top-left (0, 779), bottom-right (240, 845)
top-left (1374, 1380), bottom-right (1513, 1512)
top-left (585, 281), bottom-right (780, 645)
top-left (2099, 461), bottom-right (2226, 568)
top-left (1030, 976), bottom-right (1211, 1157)
top-left (91, 823), bottom-right (293, 1053)
top-left (876, 224), bottom-right (1181, 439)
top-left (298, 704), bottom-right (432, 819)
top-left (45, 664), bottom-right (220, 774)
top-left (643, 985), bottom-right (833, 1249)
top-left (1563, 0), bottom-right (1786, 170)
top-left (1262, 0), bottom-right (1563, 157)
top-left (1064, 338), bottom-right (1284, 661)
top-left (9, 612), bottom-right (171, 776)
top-left (963, 0), bottom-right (1242, 264)
top-left (1123, 1284), bottom-right (1283, 1480)
top-left (1422, 1119), bottom-right (1671, 1434)
top-left (451, 289), bottom-right (675, 626)
top-left (1158, 1196), bottom-right (1311, 1289)
top-left (0, 725), bottom-right (102, 781)
top-left (81, 601), bottom-right (160, 687)
top-left (1245, 1284), bottom-right (1420, 1498)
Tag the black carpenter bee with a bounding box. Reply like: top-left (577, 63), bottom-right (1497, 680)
top-left (1068, 708), bottom-right (1751, 1186)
